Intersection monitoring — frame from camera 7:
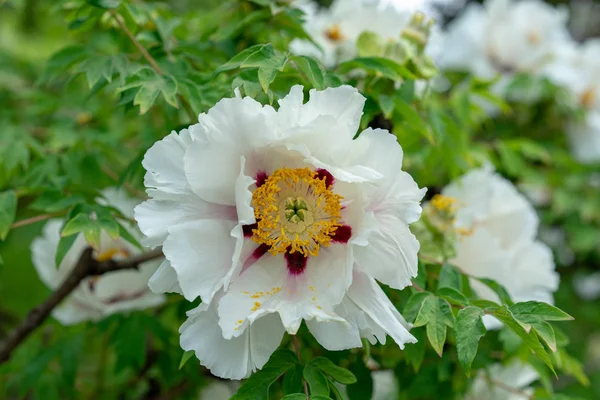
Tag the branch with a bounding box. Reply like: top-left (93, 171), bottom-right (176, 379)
top-left (109, 10), bottom-right (197, 123)
top-left (292, 335), bottom-right (310, 399)
top-left (0, 247), bottom-right (163, 365)
top-left (11, 212), bottom-right (65, 229)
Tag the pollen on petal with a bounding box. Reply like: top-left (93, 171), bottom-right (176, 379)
top-left (285, 251), bottom-right (308, 275)
top-left (331, 225), bottom-right (352, 243)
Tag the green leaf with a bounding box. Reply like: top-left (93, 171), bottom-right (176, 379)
top-left (292, 55), bottom-right (326, 90)
top-left (179, 350), bottom-right (194, 370)
top-left (509, 301), bottom-right (574, 323)
top-left (489, 305), bottom-right (554, 373)
top-left (310, 357), bottom-right (357, 385)
top-left (214, 44), bottom-right (275, 75)
top-left (378, 94), bottom-right (395, 119)
top-left (347, 358), bottom-right (373, 400)
top-left (474, 277), bottom-right (513, 305)
top-left (404, 327), bottom-right (426, 372)
top-left (0, 190), bottom-right (17, 240)
top-left (437, 263), bottom-right (462, 291)
top-left (531, 320), bottom-right (557, 352)
top-left (87, 0), bottom-right (121, 8)
top-left (403, 291), bottom-right (433, 322)
top-left (56, 233), bottom-right (79, 266)
top-left (282, 363), bottom-right (305, 395)
top-left (413, 296), bottom-right (454, 356)
top-left (395, 98), bottom-right (434, 144)
top-left (338, 57), bottom-right (415, 81)
top-left (118, 69), bottom-right (178, 114)
top-left (328, 380), bottom-right (345, 400)
top-left (303, 364), bottom-right (330, 397)
top-left (552, 349), bottom-right (589, 386)
top-left (437, 287), bottom-right (469, 307)
top-left (281, 395), bottom-right (306, 400)
top-left (30, 191), bottom-right (85, 213)
top-left (455, 307), bottom-right (486, 376)
top-left (232, 349), bottom-right (298, 400)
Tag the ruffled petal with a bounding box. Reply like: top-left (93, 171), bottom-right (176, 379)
top-left (354, 211), bottom-right (421, 290)
top-left (148, 259), bottom-right (182, 294)
top-left (134, 195), bottom-right (236, 248)
top-left (180, 299), bottom-right (285, 380)
top-left (163, 219), bottom-right (237, 303)
top-left (218, 245), bottom-right (350, 337)
top-left (346, 271), bottom-right (416, 349)
top-left (184, 97), bottom-right (276, 206)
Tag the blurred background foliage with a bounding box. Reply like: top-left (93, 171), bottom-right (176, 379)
top-left (0, 0), bottom-right (599, 399)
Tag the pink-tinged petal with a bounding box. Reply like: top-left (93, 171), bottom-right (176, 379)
top-left (163, 219), bottom-right (237, 303)
top-left (218, 245), bottom-right (351, 337)
top-left (180, 299), bottom-right (285, 380)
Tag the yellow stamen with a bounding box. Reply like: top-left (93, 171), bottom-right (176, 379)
top-left (430, 194), bottom-right (456, 213)
top-left (251, 167), bottom-right (343, 257)
top-left (324, 24), bottom-right (344, 42)
top-left (581, 88), bottom-right (597, 109)
top-left (96, 248), bottom-right (130, 262)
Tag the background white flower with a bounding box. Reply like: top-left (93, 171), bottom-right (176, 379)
top-left (544, 39), bottom-right (600, 163)
top-left (438, 0), bottom-right (569, 79)
top-left (136, 85), bottom-right (426, 379)
top-left (466, 361), bottom-right (538, 400)
top-left (440, 167), bottom-right (558, 326)
top-left (31, 188), bottom-right (164, 326)
top-left (290, 0), bottom-right (414, 67)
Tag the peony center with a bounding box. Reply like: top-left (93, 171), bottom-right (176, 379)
top-left (251, 167), bottom-right (342, 257)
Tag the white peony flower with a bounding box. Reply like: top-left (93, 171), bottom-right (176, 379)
top-left (31, 188), bottom-right (165, 326)
top-left (544, 39), bottom-right (600, 163)
top-left (440, 167), bottom-right (558, 327)
top-left (135, 85), bottom-right (426, 379)
top-left (438, 0), bottom-right (570, 79)
top-left (466, 361), bottom-right (539, 400)
top-left (290, 0), bottom-right (414, 67)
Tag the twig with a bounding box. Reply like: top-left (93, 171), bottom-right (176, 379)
top-left (109, 10), bottom-right (197, 123)
top-left (418, 254), bottom-right (444, 265)
top-left (0, 247), bottom-right (163, 365)
top-left (10, 212), bottom-right (64, 229)
top-left (293, 335), bottom-right (310, 399)
top-left (411, 281), bottom-right (424, 292)
top-left (484, 376), bottom-right (534, 399)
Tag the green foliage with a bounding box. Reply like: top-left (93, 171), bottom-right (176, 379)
top-left (0, 0), bottom-right (596, 398)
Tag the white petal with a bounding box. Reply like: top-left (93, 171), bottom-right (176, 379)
top-left (180, 300), bottom-right (285, 380)
top-left (306, 297), bottom-right (364, 351)
top-left (235, 156), bottom-right (256, 225)
top-left (280, 85), bottom-right (366, 135)
top-left (31, 220), bottom-right (63, 290)
top-left (163, 219), bottom-right (237, 303)
top-left (354, 211), bottom-right (421, 290)
top-left (148, 259), bottom-right (182, 294)
top-left (142, 127), bottom-right (203, 199)
top-left (509, 240), bottom-right (558, 303)
top-left (444, 167), bottom-right (538, 248)
top-left (184, 97), bottom-right (276, 205)
top-left (134, 194), bottom-right (236, 248)
top-left (218, 246), bottom-right (350, 338)
top-left (347, 271), bottom-right (416, 349)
